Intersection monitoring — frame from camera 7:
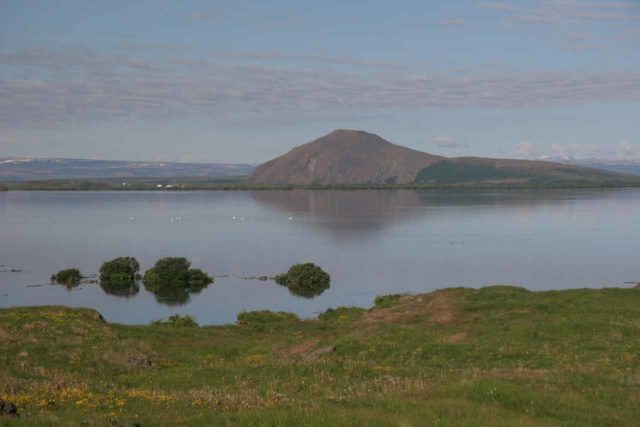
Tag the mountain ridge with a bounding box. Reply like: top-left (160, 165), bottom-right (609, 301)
top-left (0, 158), bottom-right (254, 181)
top-left (414, 156), bottom-right (639, 185)
top-left (249, 130), bottom-right (640, 186)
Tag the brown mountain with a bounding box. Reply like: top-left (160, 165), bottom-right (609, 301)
top-left (248, 129), bottom-right (443, 184)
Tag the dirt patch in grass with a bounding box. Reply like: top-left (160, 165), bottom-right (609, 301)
top-left (123, 352), bottom-right (157, 371)
top-left (442, 331), bottom-right (468, 344)
top-left (0, 325), bottom-right (18, 347)
top-left (304, 345), bottom-right (335, 362)
top-left (428, 294), bottom-right (458, 324)
top-left (21, 320), bottom-right (49, 333)
top-left (277, 339), bottom-right (318, 358)
top-left (491, 368), bottom-right (549, 380)
top-left (102, 342), bottom-right (158, 371)
top-left (362, 292), bottom-right (460, 325)
top-left (276, 339), bottom-right (335, 362)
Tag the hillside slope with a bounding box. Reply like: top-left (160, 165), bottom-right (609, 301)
top-left (414, 157), bottom-right (640, 185)
top-left (248, 129), bottom-right (443, 185)
top-left (570, 159), bottom-right (640, 176)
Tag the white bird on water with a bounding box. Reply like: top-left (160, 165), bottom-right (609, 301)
top-left (288, 217), bottom-right (293, 221)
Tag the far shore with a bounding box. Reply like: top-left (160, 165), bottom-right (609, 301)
top-left (3, 177), bottom-right (640, 192)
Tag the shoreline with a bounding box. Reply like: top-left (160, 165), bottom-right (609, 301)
top-left (3, 283), bottom-right (640, 328)
top-left (2, 284), bottom-right (639, 327)
top-left (4, 181), bottom-right (640, 191)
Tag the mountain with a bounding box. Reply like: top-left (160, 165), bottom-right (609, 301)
top-left (249, 130), bottom-right (640, 186)
top-left (0, 158), bottom-right (254, 181)
top-left (414, 157), bottom-right (640, 185)
top-left (248, 129), bottom-right (443, 184)
top-left (568, 159), bottom-right (640, 176)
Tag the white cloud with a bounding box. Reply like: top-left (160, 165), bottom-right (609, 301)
top-left (212, 51), bottom-right (397, 68)
top-left (512, 0), bottom-right (640, 24)
top-left (431, 136), bottom-right (466, 148)
top-left (1, 47), bottom-right (640, 128)
top-left (514, 141), bottom-right (538, 159)
top-left (514, 141), bottom-right (638, 160)
top-left (615, 141), bottom-right (637, 157)
top-left (477, 2), bottom-right (515, 11)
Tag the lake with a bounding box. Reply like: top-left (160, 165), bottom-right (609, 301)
top-left (1, 189), bottom-right (639, 325)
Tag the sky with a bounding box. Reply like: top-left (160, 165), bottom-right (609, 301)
top-left (0, 0), bottom-right (639, 163)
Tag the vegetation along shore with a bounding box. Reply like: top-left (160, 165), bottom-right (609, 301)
top-left (4, 179), bottom-right (640, 192)
top-left (1, 285), bottom-right (639, 426)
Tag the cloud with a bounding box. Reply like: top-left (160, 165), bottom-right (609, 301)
top-left (618, 141), bottom-right (636, 156)
top-left (430, 18), bottom-right (465, 26)
top-left (0, 47), bottom-right (159, 77)
top-left (514, 141), bottom-right (639, 160)
top-left (477, 2), bottom-right (515, 11)
top-left (549, 142), bottom-right (600, 159)
top-left (212, 51), bottom-right (397, 68)
top-left (1, 47), bottom-right (640, 129)
top-left (511, 0), bottom-right (640, 24)
top-left (431, 136), bottom-right (466, 148)
top-left (478, 1), bottom-right (639, 50)
top-left (514, 141), bottom-right (538, 159)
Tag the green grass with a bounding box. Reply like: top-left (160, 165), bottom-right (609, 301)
top-left (1, 286), bottom-right (639, 426)
top-left (414, 158), bottom-right (640, 186)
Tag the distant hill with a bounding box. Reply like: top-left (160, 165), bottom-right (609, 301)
top-left (414, 157), bottom-right (640, 185)
top-left (568, 159), bottom-right (640, 176)
top-left (249, 130), bottom-right (640, 186)
top-left (248, 130), bottom-right (443, 185)
top-left (0, 158), bottom-right (254, 181)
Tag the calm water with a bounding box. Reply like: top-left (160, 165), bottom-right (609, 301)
top-left (1, 189), bottom-right (639, 324)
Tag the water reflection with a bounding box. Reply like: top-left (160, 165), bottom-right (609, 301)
top-left (251, 189), bottom-right (625, 239)
top-left (278, 281), bottom-right (329, 299)
top-left (100, 280), bottom-right (140, 298)
top-left (146, 287), bottom-right (196, 306)
top-left (251, 190), bottom-right (427, 238)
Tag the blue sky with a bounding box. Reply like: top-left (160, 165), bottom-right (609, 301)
top-left (1, 0), bottom-right (639, 163)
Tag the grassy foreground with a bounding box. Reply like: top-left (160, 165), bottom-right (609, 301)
top-left (1, 286), bottom-right (639, 426)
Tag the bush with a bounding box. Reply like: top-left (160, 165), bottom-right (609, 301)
top-left (98, 257), bottom-right (140, 297)
top-left (237, 310), bottom-right (300, 325)
top-left (100, 257), bottom-right (140, 285)
top-left (318, 306), bottom-right (366, 322)
top-left (275, 263), bottom-right (330, 298)
top-left (143, 257), bottom-right (190, 291)
top-left (142, 258), bottom-right (213, 304)
top-left (185, 268), bottom-right (212, 288)
top-left (152, 314), bottom-right (198, 327)
top-left (51, 268), bottom-right (82, 286)
top-left (373, 294), bottom-right (405, 309)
